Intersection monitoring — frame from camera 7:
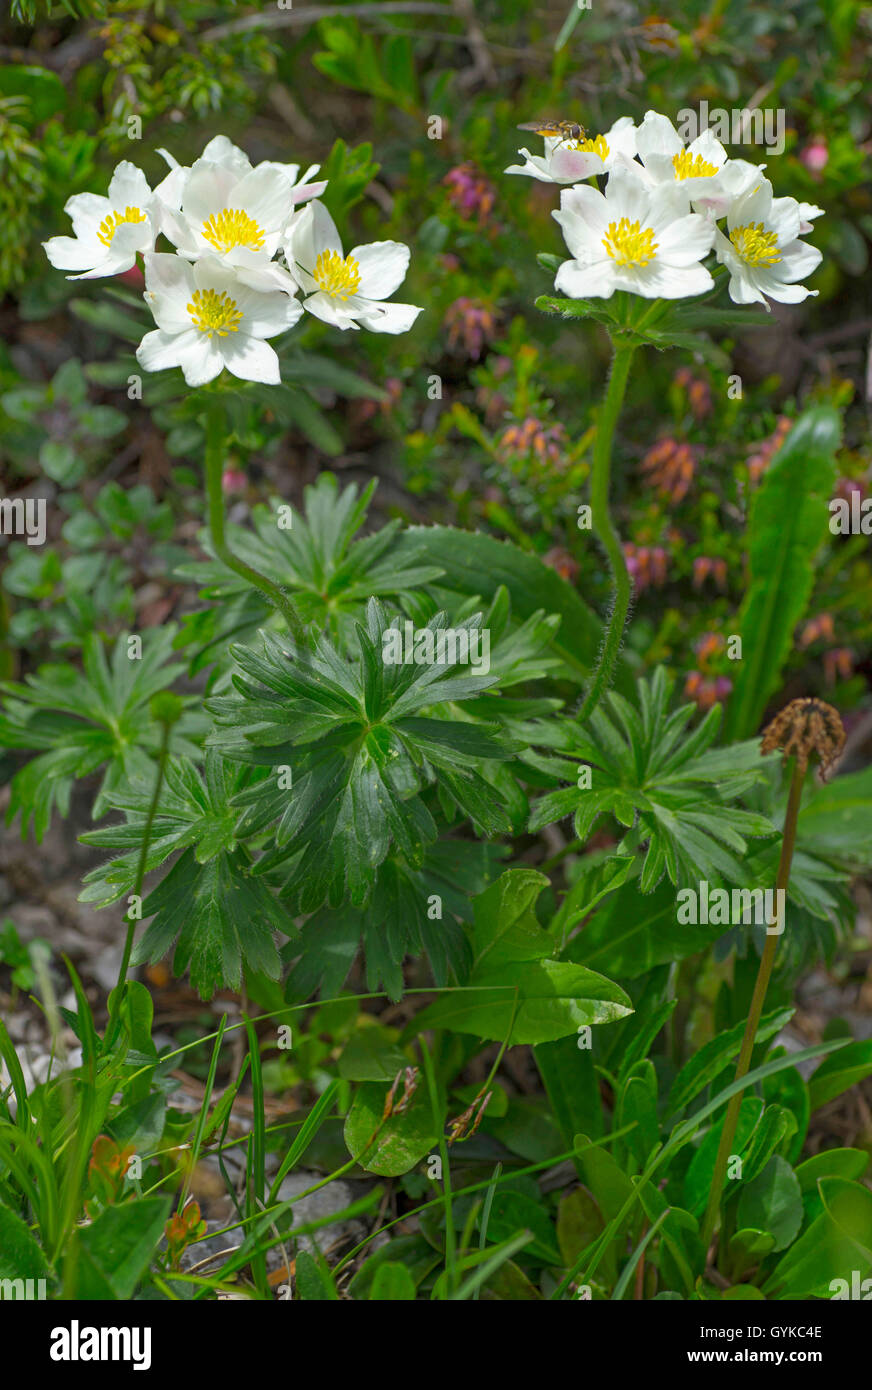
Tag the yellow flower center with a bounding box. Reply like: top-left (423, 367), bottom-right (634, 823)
top-left (672, 150), bottom-right (719, 180)
top-left (201, 208), bottom-right (266, 253)
top-left (313, 249), bottom-right (361, 300)
top-left (730, 222), bottom-right (781, 267)
top-left (569, 133), bottom-right (610, 160)
top-left (97, 206), bottom-right (147, 246)
top-left (602, 218), bottom-right (658, 268)
top-left (187, 288), bottom-right (243, 337)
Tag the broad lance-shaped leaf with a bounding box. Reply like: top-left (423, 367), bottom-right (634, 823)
top-left (724, 404), bottom-right (841, 740)
top-left (390, 524), bottom-right (634, 693)
top-left (764, 1177), bottom-right (872, 1298)
top-left (407, 869), bottom-right (632, 1044)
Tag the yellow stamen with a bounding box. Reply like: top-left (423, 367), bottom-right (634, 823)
top-left (313, 248), bottom-right (361, 300)
top-left (729, 222), bottom-right (781, 267)
top-left (201, 208), bottom-right (266, 253)
top-left (672, 150), bottom-right (719, 180)
top-left (187, 288), bottom-right (243, 337)
top-left (569, 133), bottom-right (610, 160)
top-left (97, 206), bottom-right (146, 247)
top-left (602, 217), bottom-right (658, 268)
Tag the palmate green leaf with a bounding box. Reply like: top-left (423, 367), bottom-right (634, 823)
top-left (208, 599), bottom-right (537, 911)
top-left (283, 840), bottom-right (501, 1002)
top-left (0, 627), bottom-right (200, 840)
top-left (529, 668), bottom-right (776, 891)
top-left (77, 752), bottom-right (293, 998)
top-left (724, 405), bottom-right (841, 740)
top-left (409, 869), bottom-right (632, 1044)
top-left (175, 473), bottom-right (445, 673)
top-left (130, 845), bottom-right (293, 1000)
top-left (77, 749), bottom-right (269, 905)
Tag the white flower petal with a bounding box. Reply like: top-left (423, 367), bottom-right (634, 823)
top-left (636, 111), bottom-right (683, 163)
top-left (353, 299), bottom-right (423, 333)
top-left (753, 269), bottom-right (817, 303)
top-left (142, 253), bottom-right (195, 332)
top-left (64, 192), bottom-right (110, 238)
top-left (655, 213), bottom-right (716, 265)
top-left (776, 238), bottom-right (822, 282)
top-left (182, 162), bottom-right (242, 229)
top-left (220, 335), bottom-right (281, 384)
top-left (200, 136), bottom-right (252, 177)
top-left (291, 178), bottom-right (328, 206)
top-left (287, 201), bottom-right (342, 273)
top-left (107, 161), bottom-right (152, 210)
top-left (554, 257), bottom-right (616, 299)
top-left (232, 164), bottom-right (292, 232)
top-left (553, 185), bottom-right (610, 259)
top-left (302, 291), bottom-right (358, 329)
top-left (137, 327), bottom-right (194, 374)
top-left (153, 164), bottom-right (187, 212)
top-left (726, 267), bottom-right (769, 307)
top-left (43, 234), bottom-right (100, 271)
top-left (687, 128), bottom-right (727, 169)
top-left (549, 147), bottom-right (604, 181)
top-left (230, 284), bottom-right (302, 336)
top-left (348, 241), bottom-right (410, 299)
top-left (617, 260), bottom-right (713, 298)
top-left (505, 151), bottom-right (559, 183)
top-left (769, 196), bottom-right (802, 247)
top-left (233, 261), bottom-right (301, 297)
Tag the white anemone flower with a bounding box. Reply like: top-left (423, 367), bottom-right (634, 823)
top-left (159, 156), bottom-right (305, 294)
top-left (157, 135), bottom-right (327, 211)
top-left (136, 253), bottom-right (302, 387)
top-left (42, 160), bottom-right (182, 280)
top-left (631, 111), bottom-right (762, 218)
top-left (552, 165), bottom-right (715, 300)
top-left (713, 178), bottom-right (822, 307)
top-left (505, 116), bottom-right (637, 184)
top-left (284, 201), bottom-right (423, 333)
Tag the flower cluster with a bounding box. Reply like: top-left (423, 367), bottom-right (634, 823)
top-left (746, 414), bottom-right (793, 485)
top-left (44, 136), bottom-right (422, 387)
top-left (508, 110), bottom-right (823, 308)
top-left (640, 436), bottom-right (697, 503)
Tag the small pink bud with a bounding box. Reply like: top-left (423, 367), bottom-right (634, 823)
top-left (221, 468), bottom-right (246, 494)
top-left (800, 141), bottom-right (828, 174)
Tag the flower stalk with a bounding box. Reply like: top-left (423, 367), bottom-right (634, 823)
top-left (203, 400), bottom-right (306, 644)
top-left (700, 697), bottom-right (845, 1255)
top-left (577, 338), bottom-right (636, 725)
top-left (700, 756), bottom-right (805, 1253)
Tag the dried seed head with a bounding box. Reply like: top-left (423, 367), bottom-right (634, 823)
top-left (383, 1066), bottom-right (419, 1120)
top-left (760, 697), bottom-right (846, 777)
top-left (447, 1089), bottom-right (493, 1145)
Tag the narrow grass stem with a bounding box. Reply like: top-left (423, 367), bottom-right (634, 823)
top-left (203, 402), bottom-right (306, 644)
top-left (700, 757), bottom-right (806, 1252)
top-left (577, 340), bottom-right (636, 725)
